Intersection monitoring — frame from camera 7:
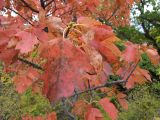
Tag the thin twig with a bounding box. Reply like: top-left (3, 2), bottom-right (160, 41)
top-left (106, 6), bottom-right (119, 21)
top-left (7, 8), bottom-right (34, 26)
top-left (124, 60), bottom-right (140, 82)
top-left (20, 0), bottom-right (39, 13)
top-left (18, 57), bottom-right (44, 71)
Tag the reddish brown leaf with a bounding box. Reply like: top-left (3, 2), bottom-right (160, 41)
top-left (117, 93), bottom-right (128, 110)
top-left (0, 49), bottom-right (18, 65)
top-left (85, 108), bottom-right (103, 120)
top-left (99, 98), bottom-right (119, 120)
top-left (72, 100), bottom-right (90, 119)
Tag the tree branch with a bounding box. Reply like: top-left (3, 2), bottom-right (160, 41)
top-left (137, 0), bottom-right (160, 52)
top-left (70, 60), bottom-right (139, 98)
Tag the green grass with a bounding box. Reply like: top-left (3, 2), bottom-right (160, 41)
top-left (118, 83), bottom-right (160, 120)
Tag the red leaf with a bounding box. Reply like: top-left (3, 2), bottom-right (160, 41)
top-left (14, 68), bottom-right (40, 93)
top-left (0, 30), bottom-right (10, 51)
top-left (99, 98), bottom-right (119, 120)
top-left (85, 108), bottom-right (103, 120)
top-left (0, 0), bottom-right (4, 9)
top-left (14, 75), bottom-right (33, 94)
top-left (40, 39), bottom-right (94, 102)
top-left (32, 27), bottom-right (49, 42)
top-left (122, 42), bottom-right (140, 63)
top-left (124, 67), bottom-right (150, 89)
top-left (146, 49), bottom-right (160, 65)
top-left (103, 61), bottom-right (113, 77)
top-left (15, 31), bottom-right (39, 54)
top-left (93, 25), bottom-right (114, 42)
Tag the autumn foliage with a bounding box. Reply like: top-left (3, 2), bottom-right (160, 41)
top-left (0, 0), bottom-right (160, 120)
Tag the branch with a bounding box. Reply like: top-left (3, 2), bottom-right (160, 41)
top-left (18, 57), bottom-right (44, 71)
top-left (70, 60), bottom-right (139, 98)
top-left (20, 0), bottom-right (39, 13)
top-left (7, 8), bottom-right (34, 26)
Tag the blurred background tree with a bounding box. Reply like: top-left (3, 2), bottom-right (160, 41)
top-left (115, 0), bottom-right (160, 51)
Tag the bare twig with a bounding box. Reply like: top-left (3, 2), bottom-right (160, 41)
top-left (7, 8), bottom-right (34, 26)
top-left (106, 6), bottom-right (119, 21)
top-left (20, 0), bottom-right (39, 13)
top-left (18, 57), bottom-right (44, 71)
top-left (124, 60), bottom-right (140, 82)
